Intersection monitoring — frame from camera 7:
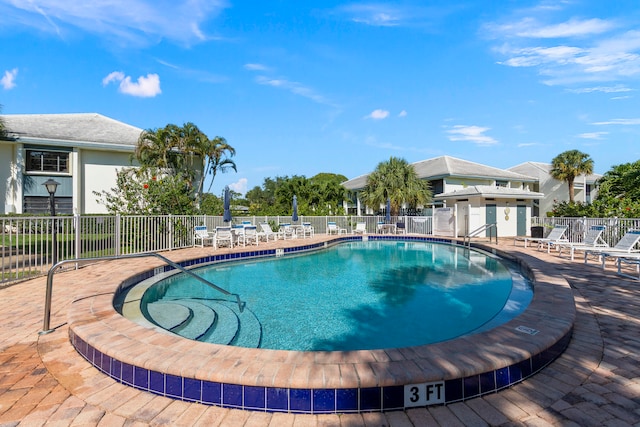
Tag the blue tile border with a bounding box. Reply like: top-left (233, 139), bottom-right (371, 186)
top-left (71, 235), bottom-right (575, 414)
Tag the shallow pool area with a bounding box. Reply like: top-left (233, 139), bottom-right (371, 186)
top-left (131, 241), bottom-right (532, 351)
top-left (67, 235), bottom-right (575, 414)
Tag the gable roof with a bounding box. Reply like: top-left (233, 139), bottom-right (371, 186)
top-left (508, 161), bottom-right (602, 184)
top-left (1, 113), bottom-right (142, 148)
top-left (342, 155), bottom-right (536, 190)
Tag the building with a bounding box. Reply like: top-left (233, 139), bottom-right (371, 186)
top-left (508, 162), bottom-right (601, 217)
top-left (1, 113), bottom-right (142, 214)
top-left (342, 156), bottom-right (546, 237)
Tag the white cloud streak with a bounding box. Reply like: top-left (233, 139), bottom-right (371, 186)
top-left (446, 125), bottom-right (498, 146)
top-left (1, 68), bottom-right (18, 89)
top-left (591, 118), bottom-right (640, 126)
top-left (1, 0), bottom-right (228, 46)
top-left (102, 71), bottom-right (161, 97)
top-left (577, 132), bottom-right (608, 139)
top-left (255, 75), bottom-right (335, 107)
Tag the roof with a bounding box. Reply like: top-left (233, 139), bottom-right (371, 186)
top-left (342, 155), bottom-right (537, 190)
top-left (434, 185), bottom-right (545, 200)
top-left (1, 113), bottom-right (142, 147)
top-left (508, 161), bottom-right (602, 184)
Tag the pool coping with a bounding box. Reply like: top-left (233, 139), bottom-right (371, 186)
top-left (67, 235), bottom-right (575, 414)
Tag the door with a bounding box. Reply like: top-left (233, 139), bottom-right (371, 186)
top-left (517, 205), bottom-right (527, 236)
top-left (485, 204), bottom-right (496, 237)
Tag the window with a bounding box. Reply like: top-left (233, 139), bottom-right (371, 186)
top-left (26, 150), bottom-right (69, 173)
top-left (496, 180), bottom-right (508, 187)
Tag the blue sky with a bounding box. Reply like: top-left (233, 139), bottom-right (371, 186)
top-left (2, 1), bottom-right (640, 196)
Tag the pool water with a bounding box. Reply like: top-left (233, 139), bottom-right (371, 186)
top-left (141, 241), bottom-right (532, 351)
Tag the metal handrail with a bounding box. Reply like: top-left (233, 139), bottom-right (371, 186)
top-left (39, 252), bottom-right (244, 335)
top-left (464, 223), bottom-right (498, 248)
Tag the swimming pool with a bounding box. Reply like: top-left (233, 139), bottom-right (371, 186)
top-left (136, 241), bottom-right (532, 351)
top-left (69, 235), bottom-right (574, 414)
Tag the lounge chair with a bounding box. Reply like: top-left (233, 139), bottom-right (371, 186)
top-left (237, 225), bottom-right (259, 247)
top-left (553, 225), bottom-right (608, 260)
top-left (193, 225), bottom-right (214, 247)
top-left (352, 222), bottom-right (367, 234)
top-left (258, 222), bottom-right (279, 242)
top-left (522, 225), bottom-right (568, 253)
top-left (214, 226), bottom-right (234, 249)
top-left (327, 221), bottom-right (346, 235)
top-left (598, 252), bottom-right (640, 281)
top-left (585, 229), bottom-right (640, 264)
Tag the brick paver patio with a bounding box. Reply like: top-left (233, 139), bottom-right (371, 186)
top-left (0, 236), bottom-right (639, 426)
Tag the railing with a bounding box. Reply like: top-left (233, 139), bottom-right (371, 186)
top-left (1, 214), bottom-right (434, 285)
top-left (464, 223), bottom-right (498, 248)
top-left (40, 252), bottom-right (245, 335)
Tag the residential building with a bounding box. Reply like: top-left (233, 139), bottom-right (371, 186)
top-left (1, 113), bottom-right (142, 214)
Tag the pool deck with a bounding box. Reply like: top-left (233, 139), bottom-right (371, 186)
top-left (1, 235), bottom-right (639, 426)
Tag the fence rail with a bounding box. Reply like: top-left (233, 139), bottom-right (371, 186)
top-left (3, 214), bottom-right (639, 286)
top-left (1, 214), bottom-right (433, 285)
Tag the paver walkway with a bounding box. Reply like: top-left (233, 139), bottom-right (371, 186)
top-left (0, 237), bottom-right (639, 426)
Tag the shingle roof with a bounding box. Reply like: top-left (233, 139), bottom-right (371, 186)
top-left (1, 113), bottom-right (142, 147)
top-left (342, 155), bottom-right (537, 190)
top-left (508, 161), bottom-right (602, 183)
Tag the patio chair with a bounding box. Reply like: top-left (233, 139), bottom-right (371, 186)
top-left (214, 226), bottom-right (234, 249)
top-left (193, 225), bottom-right (214, 247)
top-left (237, 225), bottom-right (259, 247)
top-left (327, 221), bottom-right (346, 235)
top-left (352, 222), bottom-right (367, 234)
top-left (258, 222), bottom-right (279, 242)
top-left (300, 222), bottom-right (314, 238)
top-left (522, 225), bottom-right (568, 253)
top-left (395, 222), bottom-right (406, 235)
top-left (585, 229), bottom-right (640, 265)
top-left (553, 225), bottom-right (608, 260)
top-left (279, 223), bottom-right (296, 239)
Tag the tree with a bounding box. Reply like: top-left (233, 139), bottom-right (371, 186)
top-left (550, 150), bottom-right (594, 203)
top-left (595, 160), bottom-right (640, 202)
top-left (360, 157), bottom-right (432, 215)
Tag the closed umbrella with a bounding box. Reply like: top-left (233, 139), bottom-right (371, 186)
top-left (223, 186), bottom-right (232, 222)
top-left (292, 195), bottom-right (299, 222)
top-left (385, 198), bottom-right (391, 223)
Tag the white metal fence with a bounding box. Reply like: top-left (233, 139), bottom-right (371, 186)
top-left (1, 214), bottom-right (433, 285)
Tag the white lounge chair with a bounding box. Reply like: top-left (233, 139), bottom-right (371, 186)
top-left (352, 222), bottom-right (367, 234)
top-left (585, 229), bottom-right (640, 265)
top-left (327, 221), bottom-right (346, 235)
top-left (279, 223), bottom-right (296, 239)
top-left (553, 225), bottom-right (608, 260)
top-left (193, 225), bottom-right (214, 247)
top-left (258, 222), bottom-right (279, 242)
top-left (237, 225), bottom-right (259, 247)
top-left (523, 225), bottom-right (568, 253)
top-left (214, 226), bottom-right (234, 249)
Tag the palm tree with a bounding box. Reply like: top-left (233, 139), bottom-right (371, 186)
top-left (550, 150), bottom-right (594, 203)
top-left (360, 156), bottom-right (432, 215)
top-left (200, 136), bottom-right (237, 194)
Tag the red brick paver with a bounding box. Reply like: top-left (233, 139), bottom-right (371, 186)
top-left (1, 236), bottom-right (639, 426)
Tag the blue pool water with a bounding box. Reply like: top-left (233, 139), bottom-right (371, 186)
top-left (140, 241), bottom-right (532, 351)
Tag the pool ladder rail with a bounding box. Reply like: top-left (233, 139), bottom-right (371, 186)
top-left (39, 253), bottom-right (244, 335)
top-left (464, 223), bottom-right (498, 248)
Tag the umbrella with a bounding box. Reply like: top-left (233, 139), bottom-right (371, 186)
top-left (223, 186), bottom-right (232, 222)
top-left (385, 198), bottom-right (391, 223)
top-left (292, 195), bottom-right (299, 222)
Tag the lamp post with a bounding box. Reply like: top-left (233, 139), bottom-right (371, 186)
top-left (43, 179), bottom-right (60, 268)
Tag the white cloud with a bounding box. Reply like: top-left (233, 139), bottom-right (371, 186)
top-left (591, 118), bottom-right (640, 125)
top-left (446, 125), bottom-right (498, 146)
top-left (338, 4), bottom-right (403, 27)
top-left (568, 85), bottom-right (633, 94)
top-left (398, 110), bottom-right (407, 117)
top-left (1, 68), bottom-right (18, 90)
top-left (102, 71), bottom-right (161, 97)
top-left (229, 178), bottom-right (248, 195)
top-left (255, 75), bottom-right (334, 106)
top-left (2, 0), bottom-right (228, 46)
top-left (489, 17), bottom-right (615, 39)
top-left (365, 109), bottom-right (390, 120)
top-left (577, 132), bottom-right (608, 139)
top-left (244, 63), bottom-right (269, 71)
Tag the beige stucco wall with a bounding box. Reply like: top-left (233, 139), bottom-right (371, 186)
top-left (0, 144), bottom-right (16, 213)
top-left (81, 150), bottom-right (135, 214)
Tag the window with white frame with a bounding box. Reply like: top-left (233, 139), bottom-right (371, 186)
top-left (25, 149), bottom-right (69, 173)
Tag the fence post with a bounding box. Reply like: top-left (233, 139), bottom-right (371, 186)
top-left (74, 213), bottom-right (81, 261)
top-left (116, 214), bottom-right (121, 257)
